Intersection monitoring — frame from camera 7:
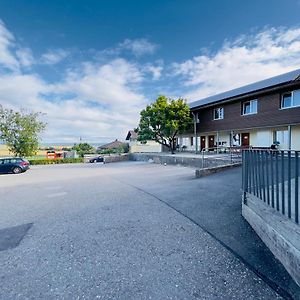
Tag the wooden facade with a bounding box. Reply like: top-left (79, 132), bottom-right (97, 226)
top-left (193, 82), bottom-right (300, 134)
top-left (178, 70), bottom-right (300, 151)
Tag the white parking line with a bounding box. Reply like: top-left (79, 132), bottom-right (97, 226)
top-left (46, 192), bottom-right (67, 198)
top-left (44, 186), bottom-right (63, 191)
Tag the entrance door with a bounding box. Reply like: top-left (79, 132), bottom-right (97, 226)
top-left (200, 136), bottom-right (206, 150)
top-left (241, 133), bottom-right (250, 147)
top-left (208, 135), bottom-right (215, 149)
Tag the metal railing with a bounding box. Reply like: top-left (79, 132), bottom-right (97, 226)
top-left (200, 146), bottom-right (244, 168)
top-left (242, 149), bottom-right (299, 225)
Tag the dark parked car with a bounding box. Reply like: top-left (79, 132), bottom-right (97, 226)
top-left (89, 156), bottom-right (104, 163)
top-left (0, 157), bottom-right (30, 174)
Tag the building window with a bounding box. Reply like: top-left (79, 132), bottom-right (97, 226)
top-left (281, 90), bottom-right (300, 108)
top-left (190, 137), bottom-right (194, 146)
top-left (213, 107), bottom-right (224, 120)
top-left (242, 99), bottom-right (257, 115)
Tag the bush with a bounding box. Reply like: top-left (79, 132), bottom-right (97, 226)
top-left (97, 144), bottom-right (129, 155)
top-left (72, 143), bottom-right (95, 157)
top-left (29, 158), bottom-right (83, 165)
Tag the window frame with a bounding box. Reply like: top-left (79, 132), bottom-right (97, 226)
top-left (242, 99), bottom-right (258, 116)
top-left (281, 90), bottom-right (300, 109)
top-left (213, 107), bottom-right (224, 120)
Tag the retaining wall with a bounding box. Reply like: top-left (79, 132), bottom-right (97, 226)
top-left (104, 154), bottom-right (129, 163)
top-left (129, 153), bottom-right (235, 169)
top-left (84, 154), bottom-right (129, 163)
top-left (242, 193), bottom-right (300, 288)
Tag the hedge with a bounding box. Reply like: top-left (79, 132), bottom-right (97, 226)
top-left (29, 158), bottom-right (84, 165)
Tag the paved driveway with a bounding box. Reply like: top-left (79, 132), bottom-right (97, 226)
top-left (0, 162), bottom-right (289, 299)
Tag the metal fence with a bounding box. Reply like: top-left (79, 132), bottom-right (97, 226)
top-left (242, 149), bottom-right (300, 225)
top-left (200, 146), bottom-right (243, 168)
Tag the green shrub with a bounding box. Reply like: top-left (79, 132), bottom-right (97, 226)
top-left (29, 158), bottom-right (84, 165)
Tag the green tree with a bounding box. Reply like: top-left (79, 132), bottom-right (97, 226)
top-left (0, 105), bottom-right (46, 157)
top-left (72, 143), bottom-right (95, 157)
top-left (137, 95), bottom-right (193, 154)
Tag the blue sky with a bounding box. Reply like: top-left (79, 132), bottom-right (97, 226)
top-left (0, 0), bottom-right (300, 143)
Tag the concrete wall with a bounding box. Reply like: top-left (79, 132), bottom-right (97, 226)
top-left (84, 154), bottom-right (129, 163)
top-left (242, 194), bottom-right (300, 288)
top-left (104, 154), bottom-right (129, 163)
top-left (129, 153), bottom-right (235, 169)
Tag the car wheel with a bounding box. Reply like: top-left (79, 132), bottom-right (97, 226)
top-left (12, 167), bottom-right (22, 174)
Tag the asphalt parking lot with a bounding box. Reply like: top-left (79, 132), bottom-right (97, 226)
top-left (0, 162), bottom-right (286, 299)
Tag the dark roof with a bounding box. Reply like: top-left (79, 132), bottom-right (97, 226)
top-left (189, 68), bottom-right (300, 109)
top-left (98, 139), bottom-right (126, 149)
top-left (125, 130), bottom-right (138, 140)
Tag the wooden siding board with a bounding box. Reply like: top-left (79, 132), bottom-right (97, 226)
top-left (195, 93), bottom-right (300, 133)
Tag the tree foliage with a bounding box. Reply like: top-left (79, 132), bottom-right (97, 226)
top-left (137, 95), bottom-right (193, 153)
top-left (72, 143), bottom-right (95, 157)
top-left (0, 105), bottom-right (46, 157)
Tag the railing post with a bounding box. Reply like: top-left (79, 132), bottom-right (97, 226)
top-left (288, 151), bottom-right (292, 219)
top-left (281, 151), bottom-right (285, 215)
top-left (258, 150), bottom-right (263, 200)
top-left (243, 150), bottom-right (248, 204)
top-left (266, 151), bottom-right (270, 205)
top-left (262, 150), bottom-right (266, 203)
top-left (295, 151), bottom-right (299, 224)
top-left (255, 150), bottom-right (259, 197)
top-left (271, 150), bottom-right (275, 208)
top-left (275, 151), bottom-right (279, 211)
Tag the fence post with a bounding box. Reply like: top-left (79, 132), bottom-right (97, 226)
top-left (295, 151), bottom-right (299, 224)
top-left (243, 150), bottom-right (248, 204)
top-left (281, 151), bottom-right (285, 215)
top-left (275, 151), bottom-right (279, 211)
top-left (288, 151), bottom-right (292, 219)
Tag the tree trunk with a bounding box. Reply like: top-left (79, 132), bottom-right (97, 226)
top-left (170, 138), bottom-right (176, 154)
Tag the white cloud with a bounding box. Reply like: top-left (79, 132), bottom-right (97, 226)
top-left (0, 20), bottom-right (19, 71)
top-left (0, 58), bottom-right (147, 142)
top-left (0, 73), bottom-right (49, 107)
top-left (102, 38), bottom-right (158, 57)
top-left (173, 27), bottom-right (300, 101)
top-left (16, 48), bottom-right (34, 67)
top-left (40, 49), bottom-right (69, 65)
top-left (144, 62), bottom-right (163, 80)
top-left (119, 38), bottom-right (158, 56)
top-left (57, 58), bottom-right (145, 109)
